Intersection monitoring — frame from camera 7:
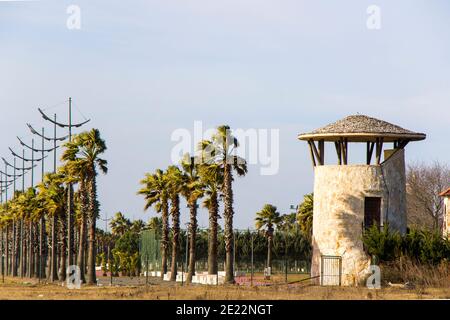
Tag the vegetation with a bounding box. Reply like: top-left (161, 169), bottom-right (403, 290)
top-left (0, 128), bottom-right (107, 285)
top-left (362, 225), bottom-right (450, 265)
top-left (138, 125), bottom-right (248, 284)
top-left (255, 204), bottom-right (282, 278)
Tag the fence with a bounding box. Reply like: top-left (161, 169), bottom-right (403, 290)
top-left (139, 228), bottom-right (312, 284)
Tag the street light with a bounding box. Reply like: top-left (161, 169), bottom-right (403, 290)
top-left (38, 98), bottom-right (91, 269)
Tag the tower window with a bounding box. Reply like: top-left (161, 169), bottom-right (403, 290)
top-left (364, 197), bottom-right (381, 230)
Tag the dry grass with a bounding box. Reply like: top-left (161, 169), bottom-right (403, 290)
top-left (1, 277), bottom-right (450, 300)
top-left (381, 258), bottom-right (450, 288)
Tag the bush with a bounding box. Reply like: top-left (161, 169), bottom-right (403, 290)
top-left (363, 225), bottom-right (450, 265)
top-left (362, 224), bottom-right (401, 262)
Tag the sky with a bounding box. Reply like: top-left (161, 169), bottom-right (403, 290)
top-left (0, 0), bottom-right (449, 230)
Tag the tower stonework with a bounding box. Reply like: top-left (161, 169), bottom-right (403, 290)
top-left (298, 115), bottom-right (425, 286)
top-left (440, 189), bottom-right (450, 236)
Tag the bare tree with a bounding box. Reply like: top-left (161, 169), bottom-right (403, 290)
top-left (406, 161), bottom-right (450, 232)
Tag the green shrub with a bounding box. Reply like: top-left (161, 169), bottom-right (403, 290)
top-left (362, 224), bottom-right (401, 262)
top-left (363, 225), bottom-right (450, 265)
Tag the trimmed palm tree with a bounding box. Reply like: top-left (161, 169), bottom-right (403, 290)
top-left (37, 172), bottom-right (66, 282)
top-left (138, 169), bottom-right (170, 278)
top-left (180, 154), bottom-right (203, 284)
top-left (166, 165), bottom-right (183, 281)
top-left (62, 128), bottom-right (108, 285)
top-left (59, 162), bottom-right (87, 282)
top-left (199, 125), bottom-right (247, 283)
top-left (255, 204), bottom-right (281, 280)
top-left (198, 163), bottom-right (223, 275)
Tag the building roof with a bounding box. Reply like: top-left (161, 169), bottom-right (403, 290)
top-left (440, 188), bottom-right (450, 197)
top-left (298, 114), bottom-right (426, 142)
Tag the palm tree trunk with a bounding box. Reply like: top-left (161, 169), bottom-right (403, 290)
top-left (34, 222), bottom-right (39, 277)
top-left (161, 199), bottom-right (169, 279)
top-left (5, 225), bottom-right (9, 275)
top-left (77, 215), bottom-right (86, 283)
top-left (67, 184), bottom-right (74, 273)
top-left (223, 163), bottom-right (235, 283)
top-left (38, 217), bottom-right (44, 279)
top-left (59, 211), bottom-right (67, 281)
top-left (169, 194), bottom-right (180, 281)
top-left (186, 201), bottom-right (197, 284)
top-left (27, 221), bottom-right (32, 278)
top-left (86, 174), bottom-right (98, 285)
top-left (12, 219), bottom-right (17, 277)
top-left (50, 215), bottom-right (58, 281)
top-left (266, 233), bottom-right (273, 280)
top-left (19, 221), bottom-right (24, 277)
top-left (208, 193), bottom-right (219, 275)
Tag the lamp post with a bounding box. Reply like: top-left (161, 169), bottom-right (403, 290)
top-left (38, 98), bottom-right (90, 271)
top-left (9, 141), bottom-right (48, 280)
top-left (26, 120), bottom-right (66, 282)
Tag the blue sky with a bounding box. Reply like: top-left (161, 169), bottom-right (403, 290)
top-left (0, 0), bottom-right (449, 229)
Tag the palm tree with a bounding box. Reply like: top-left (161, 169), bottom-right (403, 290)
top-left (138, 169), bottom-right (169, 278)
top-left (297, 193), bottom-right (314, 240)
top-left (199, 125), bottom-right (247, 283)
top-left (36, 173), bottom-right (66, 282)
top-left (110, 212), bottom-right (131, 237)
top-left (130, 219), bottom-right (145, 234)
top-left (166, 165), bottom-right (183, 281)
top-left (59, 162), bottom-right (86, 282)
top-left (255, 204), bottom-right (281, 280)
top-left (147, 217), bottom-right (162, 236)
top-left (180, 154), bottom-right (202, 284)
top-left (62, 128), bottom-right (108, 285)
top-left (198, 163), bottom-right (223, 275)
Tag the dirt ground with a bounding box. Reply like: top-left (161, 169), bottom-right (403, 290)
top-left (0, 276), bottom-right (449, 300)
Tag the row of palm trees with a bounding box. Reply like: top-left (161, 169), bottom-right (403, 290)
top-left (0, 129), bottom-right (107, 285)
top-left (138, 125), bottom-right (247, 284)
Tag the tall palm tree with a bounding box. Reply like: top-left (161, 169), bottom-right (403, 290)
top-left (166, 165), bottom-right (183, 281)
top-left (138, 169), bottom-right (169, 278)
top-left (62, 128), bottom-right (108, 285)
top-left (255, 204), bottom-right (281, 280)
top-left (180, 154), bottom-right (202, 284)
top-left (199, 125), bottom-right (247, 283)
top-left (37, 173), bottom-right (66, 282)
top-left (59, 163), bottom-right (86, 282)
top-left (198, 163), bottom-right (223, 275)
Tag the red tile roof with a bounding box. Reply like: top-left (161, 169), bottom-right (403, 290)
top-left (440, 188), bottom-right (450, 197)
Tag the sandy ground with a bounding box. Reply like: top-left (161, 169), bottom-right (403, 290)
top-left (0, 276), bottom-right (449, 300)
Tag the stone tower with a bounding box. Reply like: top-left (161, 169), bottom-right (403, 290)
top-left (298, 115), bottom-right (426, 286)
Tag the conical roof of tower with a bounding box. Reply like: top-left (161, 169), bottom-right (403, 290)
top-left (298, 114), bottom-right (426, 142)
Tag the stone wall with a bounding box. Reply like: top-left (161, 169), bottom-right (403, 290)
top-left (311, 149), bottom-right (406, 286)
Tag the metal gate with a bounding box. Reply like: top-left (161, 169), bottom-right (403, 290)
top-left (320, 255), bottom-right (342, 286)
